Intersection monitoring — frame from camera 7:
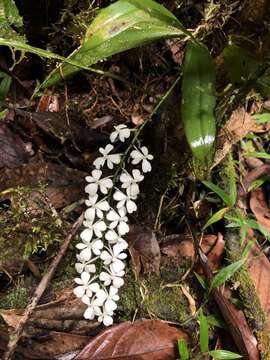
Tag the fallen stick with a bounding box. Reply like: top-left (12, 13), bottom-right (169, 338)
top-left (3, 213), bottom-right (84, 360)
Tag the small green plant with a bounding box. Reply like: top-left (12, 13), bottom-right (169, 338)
top-left (178, 311), bottom-right (242, 359)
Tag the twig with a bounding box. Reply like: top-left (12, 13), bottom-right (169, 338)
top-left (3, 213), bottom-right (84, 360)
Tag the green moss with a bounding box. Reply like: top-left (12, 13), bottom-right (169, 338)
top-left (0, 287), bottom-right (28, 309)
top-left (118, 262), bottom-right (196, 333)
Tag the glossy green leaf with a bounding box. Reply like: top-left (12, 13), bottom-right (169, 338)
top-left (202, 180), bottom-right (233, 207)
top-left (178, 339), bottom-right (189, 360)
top-left (245, 151), bottom-right (270, 159)
top-left (181, 41), bottom-right (216, 178)
top-left (210, 258), bottom-right (246, 290)
top-left (203, 207), bottom-right (229, 230)
top-left (254, 112), bottom-right (270, 124)
top-left (199, 311), bottom-right (209, 353)
top-left (40, 0), bottom-right (190, 89)
top-left (208, 350), bottom-right (242, 359)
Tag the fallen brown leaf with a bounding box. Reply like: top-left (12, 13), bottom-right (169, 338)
top-left (127, 225), bottom-right (161, 275)
top-left (213, 108), bottom-right (264, 168)
top-left (247, 244), bottom-right (270, 329)
top-left (0, 123), bottom-right (31, 168)
top-left (250, 188), bottom-right (270, 232)
top-left (238, 164), bottom-right (270, 198)
top-left (161, 233), bottom-right (225, 271)
top-left (74, 320), bottom-right (188, 360)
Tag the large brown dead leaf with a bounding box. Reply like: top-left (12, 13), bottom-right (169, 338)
top-left (127, 225), bottom-right (161, 275)
top-left (247, 244), bottom-right (270, 329)
top-left (74, 320), bottom-right (188, 360)
top-left (213, 108), bottom-right (268, 168)
top-left (250, 188), bottom-right (270, 232)
top-left (0, 163), bottom-right (87, 208)
top-left (161, 233), bottom-right (225, 271)
top-left (0, 123), bottom-right (31, 168)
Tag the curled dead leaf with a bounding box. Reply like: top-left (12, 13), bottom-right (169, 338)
top-left (250, 188), bottom-right (270, 232)
top-left (74, 319), bottom-right (188, 360)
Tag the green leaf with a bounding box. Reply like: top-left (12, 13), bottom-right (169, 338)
top-left (246, 218), bottom-right (270, 240)
top-left (40, 0), bottom-right (190, 89)
top-left (193, 271), bottom-right (207, 289)
top-left (203, 207), bottom-right (229, 230)
top-left (210, 258), bottom-right (246, 290)
top-left (245, 151), bottom-right (270, 159)
top-left (254, 112), bottom-right (270, 124)
top-left (181, 41), bottom-right (216, 178)
top-left (206, 315), bottom-right (226, 329)
top-left (0, 71), bottom-right (12, 105)
top-left (208, 350), bottom-right (242, 359)
top-left (202, 180), bottom-right (233, 207)
top-left (178, 339), bottom-right (189, 360)
top-left (222, 44), bottom-right (259, 84)
top-left (199, 311), bottom-right (209, 353)
top-left (248, 176), bottom-right (267, 192)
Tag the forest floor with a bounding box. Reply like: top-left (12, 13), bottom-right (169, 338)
top-left (1, 0), bottom-right (270, 359)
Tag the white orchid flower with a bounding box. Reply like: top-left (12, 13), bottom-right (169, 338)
top-left (130, 146), bottom-right (153, 173)
top-left (105, 230), bottom-right (128, 247)
top-left (81, 219), bottom-right (107, 240)
top-left (76, 238), bottom-right (104, 261)
top-left (73, 271), bottom-right (99, 299)
top-left (98, 307), bottom-right (114, 326)
top-left (85, 195), bottom-right (110, 220)
top-left (110, 124), bottom-right (131, 143)
top-left (106, 207), bottom-right (129, 235)
top-left (100, 243), bottom-right (127, 272)
top-left (120, 169), bottom-right (144, 197)
top-left (83, 295), bottom-right (103, 320)
top-left (113, 188), bottom-right (137, 213)
top-left (99, 265), bottom-right (125, 288)
top-left (85, 169), bottom-right (113, 197)
top-left (75, 254), bottom-right (96, 274)
top-left (93, 144), bottom-right (121, 169)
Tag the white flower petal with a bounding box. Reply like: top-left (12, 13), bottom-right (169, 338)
top-left (107, 209), bottom-right (119, 222)
top-left (75, 262), bottom-right (84, 273)
top-left (89, 282), bottom-right (100, 293)
top-left (93, 157), bottom-right (105, 169)
top-left (84, 307), bottom-right (95, 320)
top-left (85, 183), bottom-right (98, 197)
top-left (111, 259), bottom-right (125, 273)
top-left (73, 286), bottom-right (84, 298)
top-left (113, 277), bottom-right (124, 288)
top-left (102, 314), bottom-right (113, 326)
top-left (126, 199), bottom-right (137, 213)
top-left (142, 159), bottom-right (151, 173)
top-left (105, 299), bottom-right (117, 312)
top-left (84, 208), bottom-right (95, 221)
top-left (118, 221), bottom-right (129, 235)
top-left (81, 271), bottom-right (90, 284)
top-left (80, 229), bottom-right (93, 242)
top-left (80, 247), bottom-right (92, 261)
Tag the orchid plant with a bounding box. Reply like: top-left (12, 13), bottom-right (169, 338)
top-left (74, 124), bottom-right (153, 326)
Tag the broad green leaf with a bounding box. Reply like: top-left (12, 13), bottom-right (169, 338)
top-left (245, 151), bottom-right (270, 159)
top-left (203, 207), bottom-right (229, 230)
top-left (40, 0), bottom-right (190, 89)
top-left (208, 350), bottom-right (242, 359)
top-left (181, 41), bottom-right (216, 178)
top-left (199, 311), bottom-right (209, 353)
top-left (202, 180), bottom-right (233, 207)
top-left (222, 44), bottom-right (259, 84)
top-left (0, 71), bottom-right (12, 105)
top-left (178, 339), bottom-right (189, 360)
top-left (254, 112), bottom-right (270, 124)
top-left (210, 258), bottom-right (246, 290)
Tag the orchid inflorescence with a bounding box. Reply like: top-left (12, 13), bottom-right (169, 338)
top-left (74, 124), bottom-right (153, 326)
